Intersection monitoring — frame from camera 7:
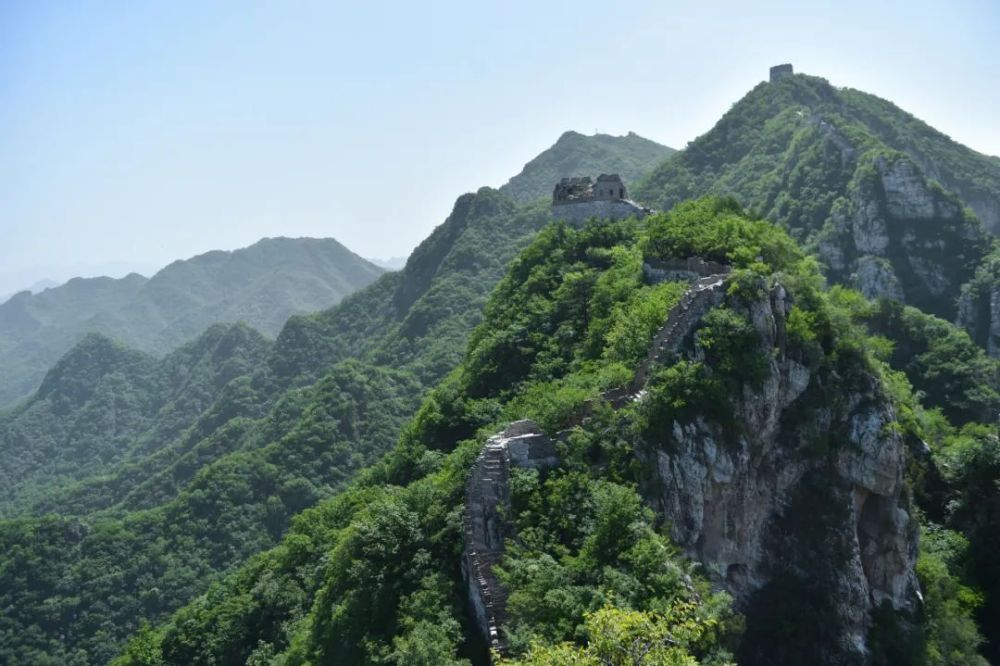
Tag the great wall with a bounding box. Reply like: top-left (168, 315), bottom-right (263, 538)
top-left (550, 173), bottom-right (650, 224)
top-left (461, 259), bottom-right (732, 657)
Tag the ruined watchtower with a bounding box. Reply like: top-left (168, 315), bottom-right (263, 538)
top-left (551, 174), bottom-right (647, 224)
top-left (770, 63), bottom-right (794, 82)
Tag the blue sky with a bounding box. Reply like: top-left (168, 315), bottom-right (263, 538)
top-left (1, 0), bottom-right (998, 285)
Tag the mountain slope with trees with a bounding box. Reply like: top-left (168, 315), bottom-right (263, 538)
top-left (0, 237), bottom-right (383, 409)
top-left (634, 72), bottom-right (996, 320)
top-left (0, 188), bottom-right (561, 664)
top-left (3, 79), bottom-right (1000, 665)
top-left (0, 324), bottom-right (271, 516)
top-left (114, 200), bottom-right (989, 666)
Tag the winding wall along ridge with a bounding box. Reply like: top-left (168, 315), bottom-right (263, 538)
top-left (462, 271), bottom-right (729, 656)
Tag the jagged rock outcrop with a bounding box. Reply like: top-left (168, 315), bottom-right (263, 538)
top-left (643, 281), bottom-right (920, 664)
top-left (818, 153), bottom-right (987, 318)
top-left (852, 255), bottom-right (904, 302)
top-left (956, 254), bottom-right (1000, 357)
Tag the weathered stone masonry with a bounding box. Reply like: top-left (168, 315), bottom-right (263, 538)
top-left (551, 173), bottom-right (651, 224)
top-left (462, 421), bottom-right (559, 655)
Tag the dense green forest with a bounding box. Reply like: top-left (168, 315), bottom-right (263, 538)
top-left (0, 237), bottom-right (384, 409)
top-left (0, 324), bottom-right (271, 516)
top-left (0, 187), bottom-right (562, 664)
top-left (2, 73), bottom-right (1000, 666)
top-left (111, 199), bottom-right (990, 665)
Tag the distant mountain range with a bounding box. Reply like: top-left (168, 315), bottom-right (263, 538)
top-left (0, 237), bottom-right (383, 409)
top-left (0, 278), bottom-right (58, 303)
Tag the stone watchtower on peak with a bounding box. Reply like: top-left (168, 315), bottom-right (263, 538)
top-left (551, 174), bottom-right (648, 223)
top-left (770, 63), bottom-right (794, 82)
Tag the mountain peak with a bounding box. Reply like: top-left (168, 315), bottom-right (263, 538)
top-left (499, 130), bottom-right (674, 204)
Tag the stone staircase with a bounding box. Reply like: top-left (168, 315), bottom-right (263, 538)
top-left (463, 422), bottom-right (550, 656)
top-left (567, 273), bottom-right (728, 424)
top-left (631, 274), bottom-right (727, 391)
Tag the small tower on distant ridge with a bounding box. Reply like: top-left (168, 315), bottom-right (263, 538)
top-left (770, 63), bottom-right (794, 82)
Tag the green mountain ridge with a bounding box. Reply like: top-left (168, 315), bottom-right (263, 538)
top-left (634, 73), bottom-right (996, 320)
top-left (0, 323), bottom-right (272, 516)
top-left (0, 236), bottom-right (384, 409)
top-left (0, 188), bottom-right (557, 662)
top-left (499, 130), bottom-right (674, 204)
top-left (2, 79), bottom-right (1000, 666)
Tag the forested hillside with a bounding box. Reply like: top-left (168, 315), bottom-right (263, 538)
top-left (0, 324), bottom-right (270, 516)
top-left (3, 75), bottom-right (1000, 666)
top-left (0, 237), bottom-right (383, 409)
top-left (114, 200), bottom-right (990, 666)
top-left (634, 73), bottom-right (996, 320)
top-left (500, 130), bottom-right (673, 204)
top-left (0, 188), bottom-right (563, 664)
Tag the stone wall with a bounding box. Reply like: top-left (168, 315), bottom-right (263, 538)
top-left (551, 198), bottom-right (648, 224)
top-left (462, 421), bottom-right (560, 656)
top-left (643, 257), bottom-right (732, 283)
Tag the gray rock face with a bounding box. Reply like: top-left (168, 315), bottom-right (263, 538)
top-left (818, 153), bottom-right (986, 319)
top-left (644, 284), bottom-right (919, 663)
top-left (880, 158), bottom-right (943, 219)
top-left (853, 255), bottom-right (904, 301)
top-left (851, 200), bottom-right (890, 255)
top-left (957, 276), bottom-right (1000, 357)
top-left (967, 195), bottom-right (1000, 236)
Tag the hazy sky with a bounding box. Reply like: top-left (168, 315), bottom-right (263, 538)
top-left (2, 1), bottom-right (998, 283)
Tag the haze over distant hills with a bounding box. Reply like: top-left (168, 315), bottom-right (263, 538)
top-left (367, 256), bottom-right (408, 271)
top-left (0, 237), bottom-right (383, 409)
top-left (0, 262), bottom-right (159, 304)
top-left (0, 278), bottom-right (58, 303)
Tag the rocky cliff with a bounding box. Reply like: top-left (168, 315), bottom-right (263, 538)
top-left (643, 279), bottom-right (920, 664)
top-left (957, 249), bottom-right (1000, 357)
top-left (463, 266), bottom-right (920, 663)
top-left (817, 153), bottom-right (987, 319)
